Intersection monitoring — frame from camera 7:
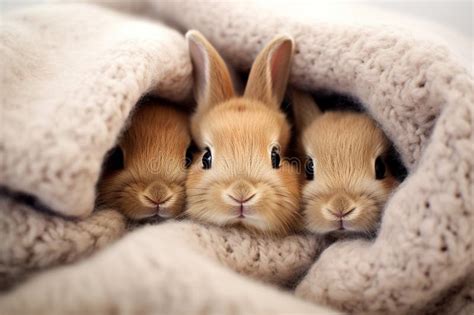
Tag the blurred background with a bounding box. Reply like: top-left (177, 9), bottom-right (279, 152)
top-left (371, 0), bottom-right (472, 39)
top-left (2, 0), bottom-right (472, 71)
top-left (2, 0), bottom-right (472, 40)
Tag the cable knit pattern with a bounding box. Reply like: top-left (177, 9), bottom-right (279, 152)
top-left (0, 1), bottom-right (472, 314)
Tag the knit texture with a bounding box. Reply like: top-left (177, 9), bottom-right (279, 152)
top-left (0, 1), bottom-right (472, 314)
top-left (0, 222), bottom-right (337, 315)
top-left (0, 3), bottom-right (192, 217)
top-left (153, 2), bottom-right (474, 312)
top-left (0, 199), bottom-right (126, 290)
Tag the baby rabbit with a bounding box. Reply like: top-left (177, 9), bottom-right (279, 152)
top-left (97, 100), bottom-right (191, 220)
top-left (291, 90), bottom-right (399, 235)
top-left (185, 30), bottom-right (300, 235)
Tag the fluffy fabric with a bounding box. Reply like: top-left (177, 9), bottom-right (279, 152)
top-left (0, 3), bottom-right (192, 217)
top-left (153, 2), bottom-right (474, 313)
top-left (0, 1), bottom-right (472, 314)
top-left (0, 199), bottom-right (126, 290)
top-left (0, 222), bottom-right (336, 315)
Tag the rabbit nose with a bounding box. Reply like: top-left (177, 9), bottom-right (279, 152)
top-left (144, 195), bottom-right (172, 207)
top-left (142, 182), bottom-right (172, 207)
top-left (226, 180), bottom-right (257, 204)
top-left (227, 193), bottom-right (256, 204)
top-left (326, 194), bottom-right (355, 218)
top-left (330, 194), bottom-right (351, 210)
top-left (326, 207), bottom-right (356, 219)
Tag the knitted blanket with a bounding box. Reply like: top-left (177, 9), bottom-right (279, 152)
top-left (0, 1), bottom-right (472, 314)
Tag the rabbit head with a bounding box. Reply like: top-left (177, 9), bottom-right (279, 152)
top-left (97, 103), bottom-right (191, 220)
top-left (185, 31), bottom-right (300, 235)
top-left (291, 90), bottom-right (399, 235)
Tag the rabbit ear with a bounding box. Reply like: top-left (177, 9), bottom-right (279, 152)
top-left (186, 30), bottom-right (235, 113)
top-left (244, 35), bottom-right (294, 108)
top-left (290, 88), bottom-right (321, 132)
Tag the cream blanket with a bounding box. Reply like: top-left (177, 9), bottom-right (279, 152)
top-left (0, 1), bottom-right (472, 314)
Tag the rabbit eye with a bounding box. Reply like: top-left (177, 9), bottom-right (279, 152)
top-left (202, 147), bottom-right (212, 169)
top-left (375, 156), bottom-right (386, 180)
top-left (185, 143), bottom-right (197, 168)
top-left (271, 146), bottom-right (281, 169)
top-left (102, 145), bottom-right (124, 173)
top-left (305, 156), bottom-right (314, 180)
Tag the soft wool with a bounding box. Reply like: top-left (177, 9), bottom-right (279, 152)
top-left (0, 3), bottom-right (192, 217)
top-left (0, 1), bottom-right (472, 314)
top-left (0, 200), bottom-right (126, 290)
top-left (0, 222), bottom-right (337, 315)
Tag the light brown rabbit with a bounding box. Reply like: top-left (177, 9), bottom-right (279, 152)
top-left (291, 89), bottom-right (399, 235)
top-left (185, 30), bottom-right (300, 235)
top-left (96, 100), bottom-right (191, 220)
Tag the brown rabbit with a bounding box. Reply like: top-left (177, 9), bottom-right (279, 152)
top-left (291, 89), bottom-right (399, 235)
top-left (185, 30), bottom-right (300, 235)
top-left (96, 100), bottom-right (191, 220)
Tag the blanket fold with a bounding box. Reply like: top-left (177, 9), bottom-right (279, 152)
top-left (0, 223), bottom-right (337, 315)
top-left (1, 1), bottom-right (472, 314)
top-left (0, 198), bottom-right (126, 290)
top-left (0, 3), bottom-right (192, 218)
